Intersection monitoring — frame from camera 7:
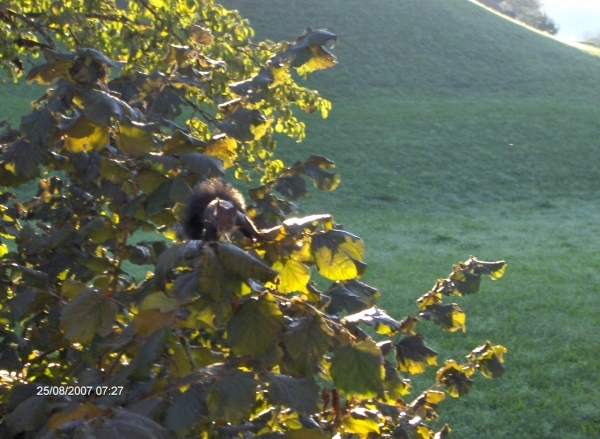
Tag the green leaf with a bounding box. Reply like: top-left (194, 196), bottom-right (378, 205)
top-left (419, 303), bottom-right (466, 332)
top-left (60, 114), bottom-right (109, 152)
top-left (189, 25), bottom-right (215, 45)
top-left (275, 175), bottom-right (309, 200)
top-left (195, 245), bottom-right (239, 303)
top-left (4, 396), bottom-right (47, 435)
top-left (165, 384), bottom-right (208, 433)
top-left (330, 339), bottom-right (384, 398)
top-left (60, 289), bottom-right (117, 343)
top-left (410, 390), bottom-right (445, 421)
top-left (115, 117), bottom-right (159, 157)
top-left (227, 293), bottom-right (284, 356)
top-left (154, 241), bottom-right (201, 283)
top-left (204, 134), bottom-right (238, 169)
top-left (76, 88), bottom-right (140, 126)
top-left (395, 335), bottom-right (438, 374)
top-left (216, 242), bottom-right (279, 284)
top-left (467, 341), bottom-right (507, 378)
top-left (383, 360), bottom-right (411, 399)
top-left (67, 408), bottom-right (172, 439)
top-left (163, 130), bottom-right (205, 155)
top-left (179, 152), bottom-right (224, 178)
top-left (20, 107), bottom-right (58, 148)
top-left (283, 313), bottom-right (333, 376)
top-left (302, 155), bottom-right (340, 191)
top-left (207, 369), bottom-right (257, 423)
top-left (217, 108), bottom-right (269, 142)
top-left (76, 48), bottom-right (126, 69)
top-left (466, 257), bottom-right (507, 280)
top-left (25, 48), bottom-right (76, 84)
top-left (311, 230), bottom-right (365, 280)
top-left (324, 279), bottom-right (379, 315)
top-left (285, 429), bottom-right (330, 439)
top-left (267, 373), bottom-right (321, 415)
top-left (448, 265), bottom-right (482, 295)
top-left (435, 360), bottom-right (473, 397)
top-left (271, 27), bottom-right (337, 75)
top-left (115, 327), bottom-right (170, 381)
top-left (4, 139), bottom-right (43, 180)
top-left (271, 257), bottom-right (310, 294)
top-left (342, 409), bottom-right (380, 436)
top-left (229, 67), bottom-right (274, 99)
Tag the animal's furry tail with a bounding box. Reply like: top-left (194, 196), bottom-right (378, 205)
top-left (183, 179), bottom-right (246, 240)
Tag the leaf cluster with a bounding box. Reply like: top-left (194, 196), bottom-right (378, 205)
top-left (0, 1), bottom-right (507, 438)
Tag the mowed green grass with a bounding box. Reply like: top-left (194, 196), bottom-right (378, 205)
top-left (222, 0), bottom-right (600, 437)
top-left (2, 0), bottom-right (600, 436)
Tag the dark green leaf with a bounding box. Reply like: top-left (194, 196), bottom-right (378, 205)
top-left (275, 175), bottom-right (308, 200)
top-left (4, 139), bottom-right (43, 179)
top-left (76, 89), bottom-right (141, 126)
top-left (60, 289), bottom-right (118, 343)
top-left (283, 313), bottom-right (333, 376)
top-left (435, 360), bottom-right (473, 397)
top-left (419, 303), bottom-right (466, 332)
top-left (227, 293), bottom-right (284, 356)
top-left (25, 48), bottom-right (76, 84)
top-left (267, 373), bottom-right (321, 415)
top-left (20, 107), bottom-right (58, 148)
top-left (179, 152), bottom-right (224, 178)
top-left (467, 341), bottom-right (507, 378)
top-left (303, 155), bottom-right (340, 191)
top-left (330, 339), bottom-right (384, 398)
top-left (165, 384), bottom-right (208, 433)
top-left (163, 130), bottom-right (205, 155)
top-left (115, 117), bottom-right (159, 157)
top-left (4, 396), bottom-right (47, 435)
top-left (207, 369), bottom-right (257, 423)
top-left (324, 279), bottom-right (379, 315)
top-left (395, 335), bottom-right (438, 374)
top-left (216, 242), bottom-right (278, 283)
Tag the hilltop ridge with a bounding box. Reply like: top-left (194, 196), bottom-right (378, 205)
top-left (221, 0), bottom-right (600, 100)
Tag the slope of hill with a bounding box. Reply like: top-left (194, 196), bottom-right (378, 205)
top-left (219, 1), bottom-right (600, 438)
top-left (222, 0), bottom-right (600, 99)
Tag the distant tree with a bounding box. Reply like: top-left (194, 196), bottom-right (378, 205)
top-left (585, 33), bottom-right (600, 47)
top-left (478, 0), bottom-right (559, 35)
top-left (0, 1), bottom-right (507, 438)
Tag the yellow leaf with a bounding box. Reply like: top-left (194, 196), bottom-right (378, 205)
top-left (0, 244), bottom-right (7, 257)
top-left (115, 119), bottom-right (158, 157)
top-left (134, 308), bottom-right (176, 335)
top-left (424, 390), bottom-right (445, 404)
top-left (168, 347), bottom-right (193, 378)
top-left (140, 292), bottom-right (179, 312)
top-left (204, 134), bottom-right (237, 169)
top-left (415, 425), bottom-right (433, 439)
top-left (297, 46), bottom-right (337, 75)
top-left (342, 415), bottom-right (380, 436)
top-left (45, 402), bottom-right (102, 433)
top-left (492, 345), bottom-right (507, 362)
top-left (62, 117), bottom-right (109, 152)
top-left (61, 280), bottom-right (87, 300)
top-left (272, 258), bottom-right (310, 294)
top-left (250, 118), bottom-right (271, 140)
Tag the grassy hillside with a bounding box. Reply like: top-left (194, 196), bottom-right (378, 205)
top-left (218, 0), bottom-right (600, 438)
